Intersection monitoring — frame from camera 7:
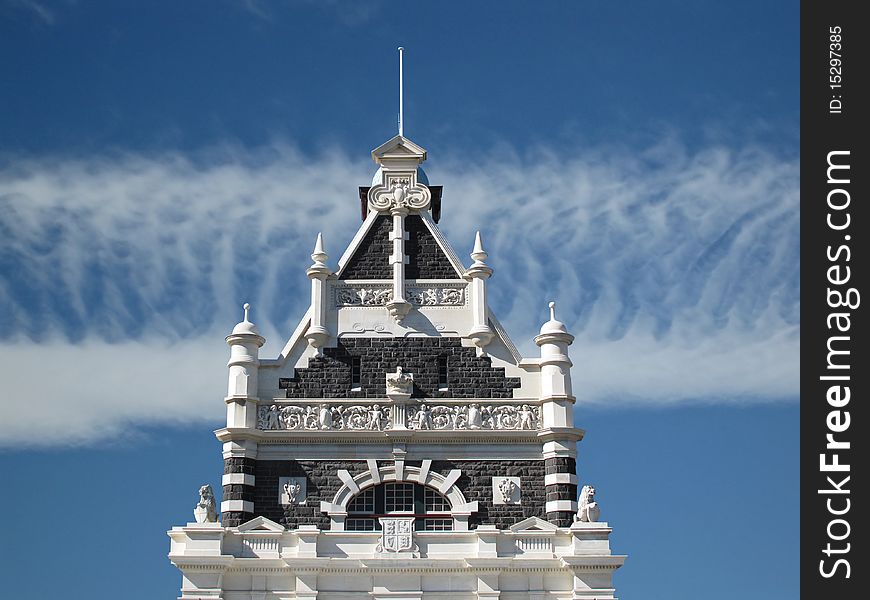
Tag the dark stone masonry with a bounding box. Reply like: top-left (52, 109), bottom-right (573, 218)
top-left (250, 459), bottom-right (548, 531)
top-left (544, 456), bottom-right (578, 527)
top-left (430, 460), bottom-right (547, 530)
top-left (222, 458), bottom-right (257, 527)
top-left (280, 337), bottom-right (521, 399)
top-left (340, 215), bottom-right (393, 280)
top-left (545, 457), bottom-right (576, 474)
top-left (339, 214), bottom-right (459, 280)
top-left (404, 215), bottom-right (458, 279)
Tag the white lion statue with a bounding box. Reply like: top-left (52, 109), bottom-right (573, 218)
top-left (575, 484), bottom-right (600, 523)
top-left (194, 484), bottom-right (218, 523)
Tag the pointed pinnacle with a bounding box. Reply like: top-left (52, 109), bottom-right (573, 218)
top-left (549, 301), bottom-right (556, 321)
top-left (470, 230), bottom-right (488, 263)
top-left (310, 232), bottom-right (328, 265)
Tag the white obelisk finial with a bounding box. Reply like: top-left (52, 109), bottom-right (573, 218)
top-left (398, 46), bottom-right (404, 137)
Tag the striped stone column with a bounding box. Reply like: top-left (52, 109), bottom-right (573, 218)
top-left (545, 456), bottom-right (578, 527)
top-left (222, 457), bottom-right (256, 527)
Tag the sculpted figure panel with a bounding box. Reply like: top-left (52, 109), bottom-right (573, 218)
top-left (335, 285), bottom-right (464, 307)
top-left (258, 403), bottom-right (393, 431)
top-left (406, 403), bottom-right (539, 431)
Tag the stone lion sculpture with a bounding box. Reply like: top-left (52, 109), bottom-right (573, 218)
top-left (194, 484), bottom-right (218, 523)
top-left (575, 484), bottom-right (600, 523)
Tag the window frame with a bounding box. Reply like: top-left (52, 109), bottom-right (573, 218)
top-left (344, 482), bottom-right (454, 532)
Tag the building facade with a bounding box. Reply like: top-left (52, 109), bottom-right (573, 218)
top-left (168, 133), bottom-right (625, 600)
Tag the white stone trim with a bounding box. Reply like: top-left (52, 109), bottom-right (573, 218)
top-left (438, 469), bottom-right (462, 495)
top-left (221, 500), bottom-right (254, 513)
top-left (337, 470), bottom-right (360, 494)
top-left (366, 459), bottom-right (381, 484)
top-left (450, 501), bottom-right (479, 516)
top-left (236, 515), bottom-right (283, 532)
top-left (394, 459), bottom-right (405, 481)
top-left (487, 311), bottom-right (524, 364)
top-left (320, 501), bottom-right (345, 515)
top-left (418, 459), bottom-right (432, 485)
top-left (544, 473), bottom-right (578, 486)
top-left (510, 516), bottom-right (560, 532)
top-left (222, 473), bottom-right (256, 486)
top-left (545, 500), bottom-right (577, 513)
top-left (263, 305), bottom-right (312, 367)
top-left (327, 465), bottom-right (469, 516)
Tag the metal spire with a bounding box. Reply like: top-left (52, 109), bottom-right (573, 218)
top-left (398, 46), bottom-right (404, 137)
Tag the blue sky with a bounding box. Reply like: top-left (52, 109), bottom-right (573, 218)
top-left (0, 2), bottom-right (798, 599)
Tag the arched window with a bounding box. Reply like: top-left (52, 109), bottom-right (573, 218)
top-left (345, 482), bottom-right (453, 531)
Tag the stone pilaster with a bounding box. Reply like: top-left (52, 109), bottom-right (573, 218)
top-left (222, 457), bottom-right (256, 526)
top-left (544, 456), bottom-right (577, 527)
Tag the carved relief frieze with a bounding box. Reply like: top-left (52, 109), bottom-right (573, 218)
top-left (257, 401), bottom-right (540, 431)
top-left (334, 284), bottom-right (465, 307)
top-left (258, 403), bottom-right (392, 431)
top-left (406, 402), bottom-right (539, 431)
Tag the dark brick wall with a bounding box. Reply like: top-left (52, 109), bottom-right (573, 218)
top-left (252, 458), bottom-right (547, 531)
top-left (223, 484), bottom-right (256, 502)
top-left (222, 458), bottom-right (257, 527)
top-left (430, 460), bottom-right (546, 530)
top-left (404, 215), bottom-right (459, 279)
top-left (545, 456), bottom-right (578, 527)
top-left (254, 460), bottom-right (369, 529)
top-left (544, 457), bottom-right (576, 474)
top-left (223, 511), bottom-right (252, 527)
top-left (340, 216), bottom-right (393, 280)
top-left (224, 457), bottom-right (256, 475)
top-left (281, 337), bottom-right (521, 399)
top-left (339, 214), bottom-right (460, 280)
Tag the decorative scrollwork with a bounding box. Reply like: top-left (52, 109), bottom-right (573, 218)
top-left (258, 402), bottom-right (539, 432)
top-left (405, 403), bottom-right (539, 431)
top-left (258, 403), bottom-right (392, 431)
top-left (335, 287), bottom-right (393, 306)
top-left (335, 285), bottom-right (464, 307)
top-left (368, 175), bottom-right (431, 212)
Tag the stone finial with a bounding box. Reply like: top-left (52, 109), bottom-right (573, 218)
top-left (575, 485), bottom-right (600, 523)
top-left (193, 484), bottom-right (218, 523)
top-left (471, 230), bottom-right (487, 263)
top-left (537, 299), bottom-right (571, 338)
top-left (307, 232), bottom-right (332, 278)
top-left (465, 230), bottom-right (493, 281)
top-left (229, 302), bottom-right (264, 339)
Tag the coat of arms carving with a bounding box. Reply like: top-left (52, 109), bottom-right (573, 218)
top-left (376, 517), bottom-right (418, 555)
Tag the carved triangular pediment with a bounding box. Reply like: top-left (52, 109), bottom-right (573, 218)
top-left (371, 135), bottom-right (427, 163)
top-left (237, 516), bottom-right (284, 533)
top-left (510, 516), bottom-right (560, 532)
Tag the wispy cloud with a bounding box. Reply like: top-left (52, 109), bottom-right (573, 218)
top-left (4, 0), bottom-right (55, 24)
top-left (235, 0), bottom-right (382, 26)
top-left (0, 139), bottom-right (799, 445)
